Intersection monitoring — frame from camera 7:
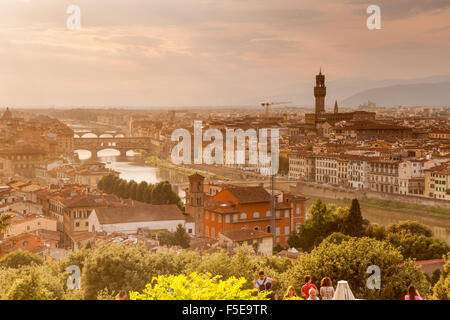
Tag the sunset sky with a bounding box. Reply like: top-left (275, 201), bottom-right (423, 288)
top-left (1, 0), bottom-right (450, 107)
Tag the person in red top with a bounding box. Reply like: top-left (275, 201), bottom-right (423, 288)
top-left (301, 275), bottom-right (318, 299)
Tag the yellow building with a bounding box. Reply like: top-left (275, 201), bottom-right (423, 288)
top-left (424, 162), bottom-right (450, 200)
top-left (0, 145), bottom-right (45, 178)
top-left (3, 214), bottom-right (57, 238)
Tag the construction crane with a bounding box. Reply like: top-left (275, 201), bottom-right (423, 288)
top-left (260, 101), bottom-right (291, 126)
top-left (259, 101), bottom-right (291, 243)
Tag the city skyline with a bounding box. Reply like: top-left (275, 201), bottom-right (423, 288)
top-left (1, 0), bottom-right (450, 107)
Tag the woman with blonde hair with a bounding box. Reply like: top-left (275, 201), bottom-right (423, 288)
top-left (283, 286), bottom-right (297, 300)
top-left (319, 277), bottom-right (335, 300)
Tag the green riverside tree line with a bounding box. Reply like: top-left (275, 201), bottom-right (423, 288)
top-left (97, 174), bottom-right (185, 211)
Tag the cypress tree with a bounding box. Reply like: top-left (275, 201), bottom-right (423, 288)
top-left (343, 199), bottom-right (365, 237)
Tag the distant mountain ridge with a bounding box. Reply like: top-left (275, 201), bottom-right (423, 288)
top-left (257, 74), bottom-right (450, 108)
top-left (342, 81), bottom-right (450, 107)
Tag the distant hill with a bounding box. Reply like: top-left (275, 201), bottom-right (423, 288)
top-left (342, 81), bottom-right (450, 107)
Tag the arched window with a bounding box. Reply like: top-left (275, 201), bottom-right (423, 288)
top-left (254, 226), bottom-right (260, 231)
top-left (265, 225), bottom-right (272, 233)
top-left (253, 212), bottom-right (260, 218)
top-left (240, 213), bottom-right (247, 219)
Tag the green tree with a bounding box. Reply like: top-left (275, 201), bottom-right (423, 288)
top-left (129, 272), bottom-right (269, 300)
top-left (0, 251), bottom-right (44, 269)
top-left (116, 180), bottom-right (128, 198)
top-left (0, 264), bottom-right (65, 300)
top-left (173, 224), bottom-right (190, 249)
top-left (81, 243), bottom-right (154, 300)
top-left (0, 213), bottom-right (13, 234)
top-left (144, 184), bottom-right (154, 203)
top-left (136, 181), bottom-right (148, 202)
top-left (128, 180), bottom-right (138, 200)
top-left (386, 221), bottom-right (433, 238)
top-left (432, 257), bottom-right (450, 300)
top-left (386, 233), bottom-right (449, 260)
top-left (342, 199), bottom-right (366, 237)
top-left (287, 199), bottom-right (342, 251)
top-left (385, 221), bottom-right (449, 260)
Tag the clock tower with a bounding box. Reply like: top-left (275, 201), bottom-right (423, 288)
top-left (314, 70), bottom-right (326, 115)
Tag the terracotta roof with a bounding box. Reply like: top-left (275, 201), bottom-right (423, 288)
top-left (225, 186), bottom-right (271, 204)
top-left (93, 204), bottom-right (185, 225)
top-left (188, 172), bottom-right (205, 180)
top-left (220, 229), bottom-right (273, 242)
top-left (426, 161), bottom-right (450, 175)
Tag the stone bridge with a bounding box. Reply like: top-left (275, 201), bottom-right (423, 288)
top-left (74, 137), bottom-right (159, 160)
top-left (73, 130), bottom-right (127, 138)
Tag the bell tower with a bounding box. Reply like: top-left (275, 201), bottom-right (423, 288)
top-left (314, 69), bottom-right (326, 115)
top-left (188, 172), bottom-right (205, 236)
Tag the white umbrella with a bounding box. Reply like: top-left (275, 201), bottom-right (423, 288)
top-left (332, 280), bottom-right (356, 300)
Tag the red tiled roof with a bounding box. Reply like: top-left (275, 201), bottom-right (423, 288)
top-left (225, 186), bottom-right (271, 204)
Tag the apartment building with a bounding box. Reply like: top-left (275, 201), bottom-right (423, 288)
top-left (202, 186), bottom-right (307, 247)
top-left (369, 159), bottom-right (400, 194)
top-left (346, 156), bottom-right (371, 189)
top-left (399, 159), bottom-right (425, 195)
top-left (315, 155), bottom-right (338, 185)
top-left (424, 162), bottom-right (450, 200)
top-left (288, 151), bottom-right (315, 181)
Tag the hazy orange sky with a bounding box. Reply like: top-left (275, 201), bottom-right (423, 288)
top-left (1, 0), bottom-right (450, 107)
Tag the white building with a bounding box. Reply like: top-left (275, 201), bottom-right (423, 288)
top-left (346, 156), bottom-right (371, 189)
top-left (218, 229), bottom-right (273, 256)
top-left (315, 155), bottom-right (338, 185)
top-left (89, 203), bottom-right (195, 235)
top-left (399, 159), bottom-right (425, 195)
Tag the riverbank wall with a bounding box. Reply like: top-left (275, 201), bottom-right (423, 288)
top-left (290, 181), bottom-right (450, 210)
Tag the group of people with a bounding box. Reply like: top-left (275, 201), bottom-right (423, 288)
top-left (254, 271), bottom-right (335, 300)
top-left (254, 270), bottom-right (423, 300)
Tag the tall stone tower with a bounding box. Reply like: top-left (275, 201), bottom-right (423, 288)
top-left (188, 173), bottom-right (205, 236)
top-left (334, 100), bottom-right (339, 114)
top-left (314, 70), bottom-right (326, 115)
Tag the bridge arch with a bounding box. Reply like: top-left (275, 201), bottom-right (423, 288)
top-left (81, 133), bottom-right (98, 138)
top-left (99, 133), bottom-right (114, 138)
top-left (74, 149), bottom-right (92, 160)
top-left (97, 148), bottom-right (121, 157)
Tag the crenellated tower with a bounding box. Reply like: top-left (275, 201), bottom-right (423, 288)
top-left (314, 70), bottom-right (326, 115)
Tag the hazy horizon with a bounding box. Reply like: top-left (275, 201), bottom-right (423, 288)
top-left (1, 0), bottom-right (450, 108)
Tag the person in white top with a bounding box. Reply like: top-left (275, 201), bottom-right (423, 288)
top-left (253, 270), bottom-right (277, 292)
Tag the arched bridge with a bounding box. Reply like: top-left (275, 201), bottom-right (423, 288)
top-left (74, 137), bottom-right (159, 160)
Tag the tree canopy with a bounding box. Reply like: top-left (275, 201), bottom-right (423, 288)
top-left (97, 174), bottom-right (184, 211)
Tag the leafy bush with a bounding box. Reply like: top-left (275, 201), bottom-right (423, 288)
top-left (0, 251), bottom-right (44, 269)
top-left (432, 256), bottom-right (450, 300)
top-left (129, 272), bottom-right (269, 300)
top-left (0, 264), bottom-right (65, 300)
